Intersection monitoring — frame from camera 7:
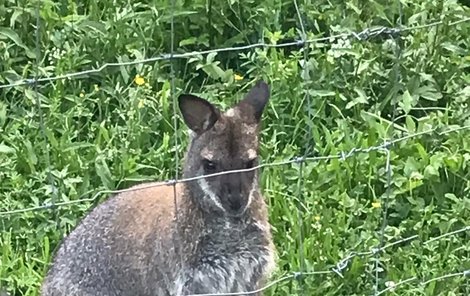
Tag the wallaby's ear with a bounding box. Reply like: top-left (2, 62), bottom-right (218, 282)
top-left (237, 80), bottom-right (270, 122)
top-left (178, 94), bottom-right (220, 134)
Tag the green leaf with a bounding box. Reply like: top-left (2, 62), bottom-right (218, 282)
top-left (202, 63), bottom-right (225, 80)
top-left (206, 52), bottom-right (218, 64)
top-left (404, 157), bottom-right (420, 177)
top-left (95, 156), bottom-right (114, 190)
top-left (0, 27), bottom-right (27, 50)
top-left (0, 102), bottom-right (6, 127)
top-left (400, 90), bottom-right (414, 114)
top-left (416, 85), bottom-right (443, 101)
top-left (0, 144), bottom-right (15, 154)
top-left (353, 87), bottom-right (368, 104)
top-left (79, 20), bottom-right (107, 36)
top-left (424, 165), bottom-right (439, 179)
top-left (308, 90), bottom-right (336, 97)
top-left (180, 37), bottom-right (198, 46)
top-left (9, 10), bottom-right (23, 27)
top-left (405, 116), bottom-right (415, 133)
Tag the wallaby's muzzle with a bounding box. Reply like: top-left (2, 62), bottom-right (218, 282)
top-left (220, 174), bottom-right (250, 216)
top-left (226, 193), bottom-right (244, 215)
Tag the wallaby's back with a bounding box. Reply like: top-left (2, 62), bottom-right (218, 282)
top-left (42, 182), bottom-right (183, 296)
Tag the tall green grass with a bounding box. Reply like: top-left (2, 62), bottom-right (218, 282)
top-left (1, 0), bottom-right (470, 295)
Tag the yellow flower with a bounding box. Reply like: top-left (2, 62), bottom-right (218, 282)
top-left (94, 84), bottom-right (99, 92)
top-left (137, 99), bottom-right (145, 109)
top-left (372, 201), bottom-right (381, 208)
top-left (234, 74), bottom-right (243, 81)
top-left (314, 215), bottom-right (321, 221)
top-left (79, 92), bottom-right (84, 98)
top-left (134, 75), bottom-right (145, 86)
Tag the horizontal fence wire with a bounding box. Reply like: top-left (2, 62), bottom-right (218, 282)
top-left (1, 124), bottom-right (469, 216)
top-left (0, 17), bottom-right (469, 90)
top-left (181, 225), bottom-right (470, 296)
top-left (375, 270), bottom-right (470, 296)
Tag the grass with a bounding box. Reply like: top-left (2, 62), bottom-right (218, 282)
top-left (1, 0), bottom-right (470, 295)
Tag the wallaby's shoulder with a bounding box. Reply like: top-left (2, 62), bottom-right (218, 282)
top-left (106, 182), bottom-right (185, 235)
top-left (68, 182), bottom-right (186, 245)
top-left (113, 181), bottom-right (184, 211)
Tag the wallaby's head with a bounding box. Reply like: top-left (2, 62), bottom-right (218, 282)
top-left (179, 81), bottom-right (270, 217)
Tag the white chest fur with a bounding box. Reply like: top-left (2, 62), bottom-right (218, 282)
top-left (172, 225), bottom-right (275, 296)
top-left (173, 239), bottom-right (275, 295)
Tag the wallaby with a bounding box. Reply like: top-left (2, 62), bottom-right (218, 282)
top-left (41, 81), bottom-right (276, 296)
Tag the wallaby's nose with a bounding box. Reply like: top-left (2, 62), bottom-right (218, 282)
top-left (223, 177), bottom-right (243, 213)
top-left (227, 195), bottom-right (242, 212)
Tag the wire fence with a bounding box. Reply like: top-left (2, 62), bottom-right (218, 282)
top-left (1, 1), bottom-right (470, 296)
top-left (181, 224), bottom-right (470, 296)
top-left (1, 124), bottom-right (468, 217)
top-left (1, 17), bottom-right (470, 90)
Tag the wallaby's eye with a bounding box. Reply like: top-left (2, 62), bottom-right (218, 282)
top-left (203, 159), bottom-right (217, 172)
top-left (245, 159), bottom-right (257, 169)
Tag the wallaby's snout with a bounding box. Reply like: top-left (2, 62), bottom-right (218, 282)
top-left (197, 165), bottom-right (255, 216)
top-left (199, 168), bottom-right (254, 216)
top-left (227, 195), bottom-right (242, 213)
top-left (222, 172), bottom-right (247, 215)
top-left (225, 183), bottom-right (243, 213)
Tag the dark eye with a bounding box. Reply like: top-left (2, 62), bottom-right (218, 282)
top-left (245, 159), bottom-right (257, 169)
top-left (203, 159), bottom-right (217, 172)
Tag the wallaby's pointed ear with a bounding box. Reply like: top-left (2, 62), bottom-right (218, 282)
top-left (237, 80), bottom-right (270, 122)
top-left (178, 94), bottom-right (220, 134)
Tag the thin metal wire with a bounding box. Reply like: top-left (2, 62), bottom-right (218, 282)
top-left (341, 225), bottom-right (469, 264)
top-left (1, 4), bottom-right (467, 296)
top-left (374, 1), bottom-right (404, 293)
top-left (32, 0), bottom-right (59, 228)
top-left (374, 148), bottom-right (392, 294)
top-left (375, 270), bottom-right (470, 296)
top-left (170, 0), bottom-right (178, 182)
top-left (168, 0), bottom-right (184, 273)
top-left (184, 271), bottom-right (333, 296)
top-left (1, 17), bottom-right (469, 90)
top-left (177, 226), bottom-right (469, 296)
top-left (329, 224), bottom-right (470, 285)
top-left (293, 0), bottom-right (309, 292)
top-left (1, 125), bottom-right (469, 216)
top-left (423, 225), bottom-right (470, 245)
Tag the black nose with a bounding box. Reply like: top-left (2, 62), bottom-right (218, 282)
top-left (227, 195), bottom-right (242, 212)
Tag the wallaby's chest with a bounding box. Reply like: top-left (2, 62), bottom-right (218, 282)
top-left (183, 222), bottom-right (274, 293)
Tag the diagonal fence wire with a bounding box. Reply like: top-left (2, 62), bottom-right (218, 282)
top-left (376, 270), bottom-right (470, 296)
top-left (179, 225), bottom-right (470, 296)
top-left (331, 225), bottom-right (470, 275)
top-left (1, 124), bottom-right (469, 216)
top-left (2, 124), bottom-right (469, 295)
top-left (0, 17), bottom-right (469, 90)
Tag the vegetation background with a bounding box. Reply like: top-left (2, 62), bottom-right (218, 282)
top-left (1, 0), bottom-right (470, 295)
